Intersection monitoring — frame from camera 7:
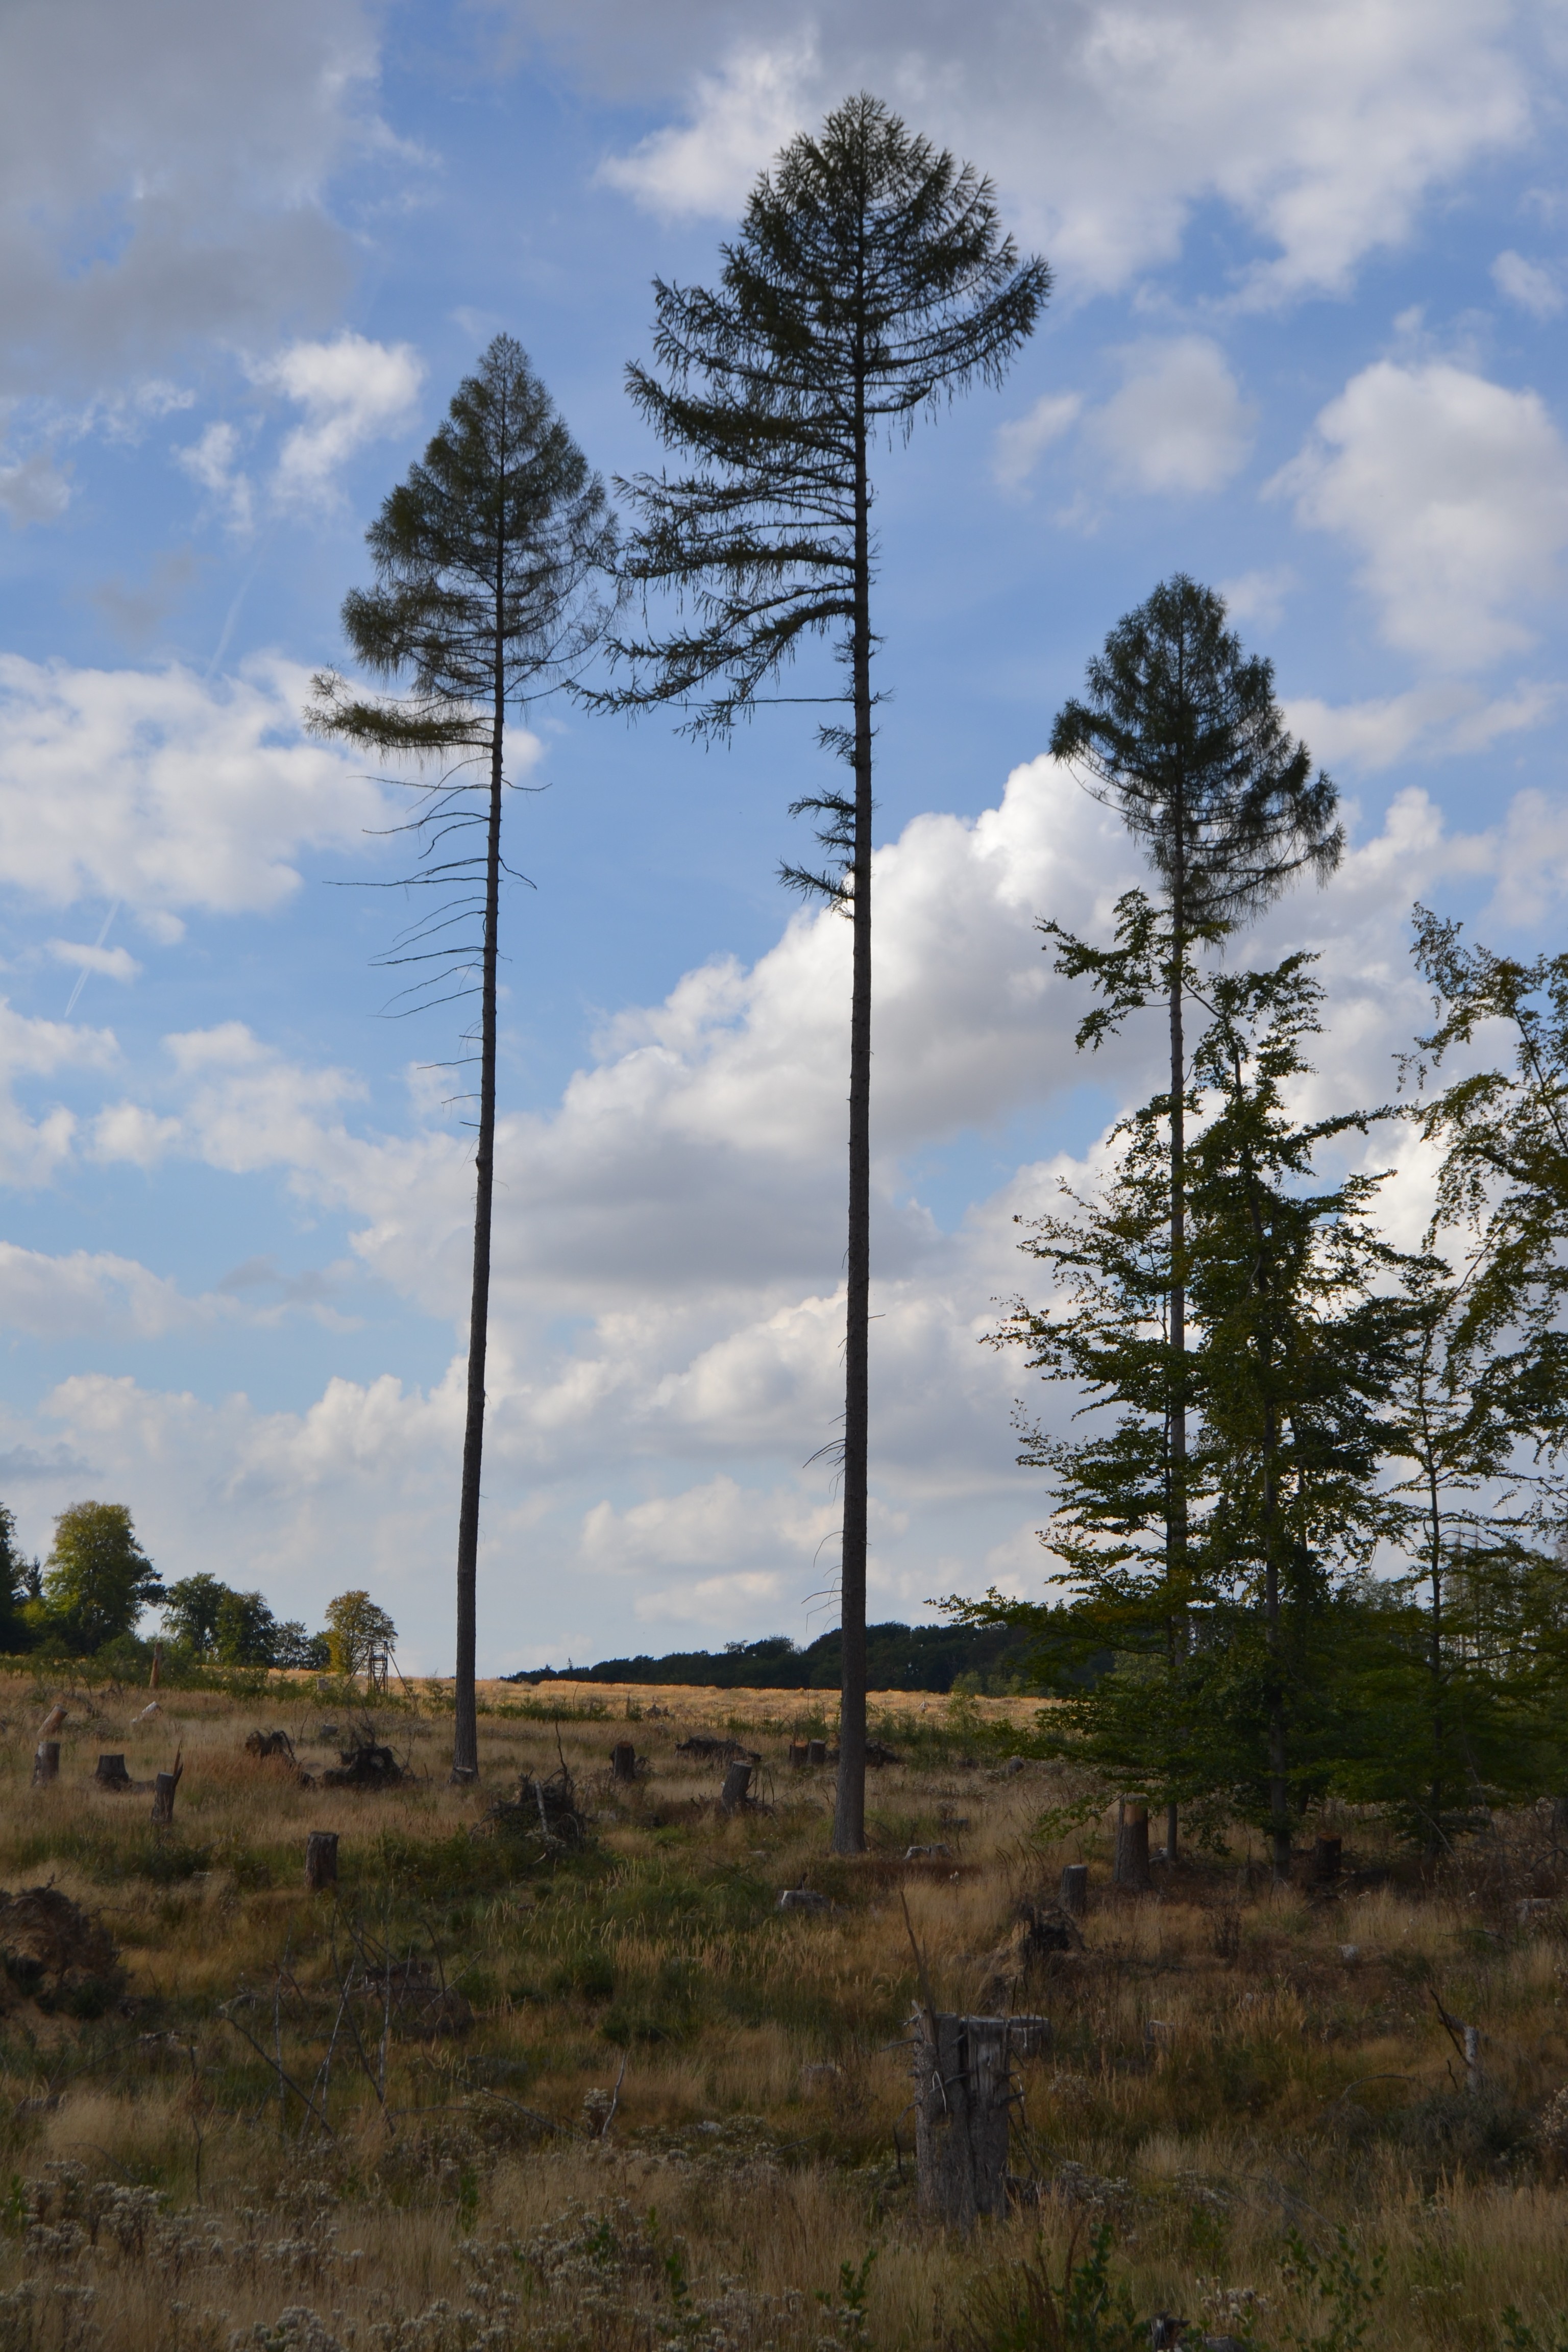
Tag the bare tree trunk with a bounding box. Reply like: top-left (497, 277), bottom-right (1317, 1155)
top-left (832, 317), bottom-right (872, 1858)
top-left (1166, 832), bottom-right (1187, 1867)
top-left (452, 558), bottom-right (505, 1785)
top-left (1262, 1405), bottom-right (1290, 1881)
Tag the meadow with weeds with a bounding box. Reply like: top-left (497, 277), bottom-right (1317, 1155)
top-left (0, 1670), bottom-right (1564, 2350)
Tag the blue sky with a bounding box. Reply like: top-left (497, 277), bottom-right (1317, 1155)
top-left (0, 0), bottom-right (1565, 1669)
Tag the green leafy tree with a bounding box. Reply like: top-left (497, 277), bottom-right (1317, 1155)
top-left (1185, 959), bottom-right (1411, 1875)
top-left (311, 337), bottom-right (615, 1781)
top-left (604, 92), bottom-right (1048, 1852)
top-left (275, 1620), bottom-right (330, 1671)
top-left (1045, 579), bottom-right (1342, 1853)
top-left (324, 1589), bottom-right (397, 1680)
top-left (40, 1502), bottom-right (163, 1655)
top-left (962, 1080), bottom-right (1222, 1824)
top-left (213, 1588), bottom-right (279, 1669)
top-left (162, 1571), bottom-right (231, 1658)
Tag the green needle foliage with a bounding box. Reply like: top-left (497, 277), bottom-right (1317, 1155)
top-left (1185, 959), bottom-right (1412, 1872)
top-left (1045, 577), bottom-right (1342, 1855)
top-left (602, 92), bottom-right (1048, 1852)
top-left (311, 336), bottom-right (615, 1781)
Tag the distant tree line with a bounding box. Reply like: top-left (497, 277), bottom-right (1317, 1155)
top-left (507, 1616), bottom-right (1102, 1696)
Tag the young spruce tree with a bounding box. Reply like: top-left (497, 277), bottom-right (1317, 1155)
top-left (1044, 578), bottom-right (1342, 1856)
top-left (312, 338), bottom-right (615, 1782)
top-left (603, 94), bottom-right (1048, 1852)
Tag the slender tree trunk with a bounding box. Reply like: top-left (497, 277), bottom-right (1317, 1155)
top-left (1261, 1403), bottom-right (1290, 1880)
top-left (1427, 1453), bottom-right (1443, 1860)
top-left (452, 559), bottom-right (505, 1782)
top-left (1166, 884), bottom-right (1186, 1866)
top-left (832, 296), bottom-right (872, 1858)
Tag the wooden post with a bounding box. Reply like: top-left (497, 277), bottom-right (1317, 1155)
top-left (610, 1741), bottom-right (637, 1784)
top-left (718, 1761), bottom-right (752, 1815)
top-left (913, 2012), bottom-right (1048, 2228)
top-left (32, 1741), bottom-right (59, 1787)
top-left (1312, 1833), bottom-right (1341, 1884)
top-left (1059, 1862), bottom-right (1088, 1917)
top-left (95, 1753), bottom-right (130, 1791)
top-left (305, 1831), bottom-right (339, 1892)
top-left (1464, 2024), bottom-right (1482, 2094)
top-left (149, 1643), bottom-right (161, 1690)
top-left (1114, 1802), bottom-right (1150, 1890)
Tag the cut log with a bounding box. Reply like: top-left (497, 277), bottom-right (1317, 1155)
top-left (95, 1753), bottom-right (131, 1791)
top-left (1059, 1863), bottom-right (1088, 1917)
top-left (913, 2011), bottom-right (1049, 2228)
top-left (1113, 1802), bottom-right (1150, 1890)
top-left (150, 1755), bottom-right (182, 1826)
top-left (805, 1738), bottom-right (827, 1767)
top-left (1312, 1833), bottom-right (1342, 1884)
top-left (32, 1741), bottom-right (59, 1787)
top-left (305, 1830), bottom-right (339, 1892)
top-left (718, 1760), bottom-right (753, 1815)
top-left (609, 1741), bottom-right (637, 1784)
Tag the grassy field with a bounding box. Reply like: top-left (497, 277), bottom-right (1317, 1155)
top-left (0, 1670), bottom-right (1564, 2350)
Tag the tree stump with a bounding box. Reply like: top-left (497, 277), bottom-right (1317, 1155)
top-left (805, 1738), bottom-right (827, 1766)
top-left (95, 1754), bottom-right (130, 1791)
top-left (718, 1761), bottom-right (752, 1815)
top-left (913, 2011), bottom-right (1048, 2228)
top-left (1312, 1834), bottom-right (1342, 1884)
top-left (1059, 1862), bottom-right (1088, 1917)
top-left (38, 1703), bottom-right (67, 1739)
top-left (150, 1766), bottom-right (181, 1825)
top-left (610, 1741), bottom-right (637, 1784)
top-left (32, 1741), bottom-right (59, 1787)
top-left (1113, 1802), bottom-right (1150, 1890)
top-left (305, 1831), bottom-right (339, 1892)
top-left (788, 1742), bottom-right (808, 1768)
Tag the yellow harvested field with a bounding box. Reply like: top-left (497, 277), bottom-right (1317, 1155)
top-left (466, 1677), bottom-right (1047, 1731)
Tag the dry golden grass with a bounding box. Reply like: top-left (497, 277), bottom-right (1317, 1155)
top-left (0, 1670), bottom-right (1561, 2349)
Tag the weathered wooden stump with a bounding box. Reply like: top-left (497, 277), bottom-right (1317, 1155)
top-left (32, 1741), bottom-right (59, 1787)
top-left (1059, 1862), bottom-right (1088, 1917)
top-left (610, 1741), bottom-right (637, 1784)
top-left (913, 2011), bottom-right (1049, 2228)
top-left (805, 1738), bottom-right (827, 1766)
top-left (38, 1703), bottom-right (67, 1740)
top-left (95, 1753), bottom-right (130, 1791)
top-left (718, 1760), bottom-right (752, 1815)
top-left (788, 1741), bottom-right (808, 1768)
top-left (1113, 1802), bottom-right (1150, 1890)
top-left (150, 1757), bottom-right (182, 1826)
top-left (305, 1831), bottom-right (339, 1892)
top-left (1312, 1833), bottom-right (1342, 1884)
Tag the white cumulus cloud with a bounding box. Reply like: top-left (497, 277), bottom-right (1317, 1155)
top-left (253, 332), bottom-right (423, 504)
top-left (1273, 358), bottom-right (1568, 668)
top-left (1087, 336), bottom-right (1254, 494)
top-left (0, 653), bottom-right (391, 918)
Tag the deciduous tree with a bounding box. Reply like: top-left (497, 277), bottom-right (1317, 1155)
top-left (41, 1502), bottom-right (162, 1656)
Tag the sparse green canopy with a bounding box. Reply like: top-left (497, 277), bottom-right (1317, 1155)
top-left (312, 334), bottom-right (616, 765)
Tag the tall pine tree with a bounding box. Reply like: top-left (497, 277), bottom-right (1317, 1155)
top-left (602, 94), bottom-right (1048, 1851)
top-left (1044, 579), bottom-right (1342, 1855)
top-left (312, 337), bottom-right (615, 1781)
